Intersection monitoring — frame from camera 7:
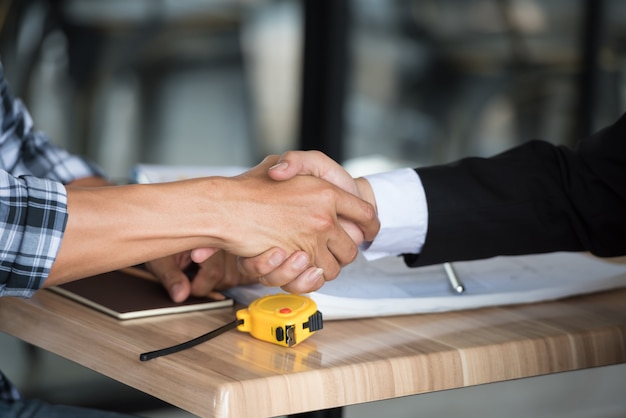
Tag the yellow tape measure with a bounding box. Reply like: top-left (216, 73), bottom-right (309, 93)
top-left (236, 293), bottom-right (323, 347)
top-left (140, 294), bottom-right (323, 361)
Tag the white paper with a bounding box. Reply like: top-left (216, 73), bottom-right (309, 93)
top-left (132, 163), bottom-right (247, 184)
top-left (225, 252), bottom-right (626, 320)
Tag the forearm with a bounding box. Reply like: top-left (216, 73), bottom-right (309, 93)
top-left (68, 176), bottom-right (112, 188)
top-left (47, 180), bottom-right (227, 286)
top-left (46, 155), bottom-right (377, 288)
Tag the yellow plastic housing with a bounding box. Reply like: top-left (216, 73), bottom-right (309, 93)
top-left (236, 294), bottom-right (323, 347)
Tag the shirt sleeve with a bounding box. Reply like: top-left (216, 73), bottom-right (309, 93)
top-left (0, 62), bottom-right (102, 297)
top-left (0, 172), bottom-right (68, 297)
top-left (361, 168), bottom-right (428, 259)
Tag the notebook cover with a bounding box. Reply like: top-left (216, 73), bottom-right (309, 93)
top-left (50, 269), bottom-right (233, 320)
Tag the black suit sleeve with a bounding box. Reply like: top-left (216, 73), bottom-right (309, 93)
top-left (403, 113), bottom-right (626, 267)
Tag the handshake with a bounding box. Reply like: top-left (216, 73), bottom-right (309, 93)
top-left (50, 150), bottom-right (381, 303)
top-left (34, 109), bottom-right (626, 306)
top-left (183, 150), bottom-right (381, 297)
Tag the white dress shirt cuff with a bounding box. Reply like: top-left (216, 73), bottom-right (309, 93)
top-left (361, 168), bottom-right (427, 260)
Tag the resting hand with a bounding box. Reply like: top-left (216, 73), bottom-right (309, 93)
top-left (145, 250), bottom-right (260, 302)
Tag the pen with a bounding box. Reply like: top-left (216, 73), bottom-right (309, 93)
top-left (443, 262), bottom-right (465, 294)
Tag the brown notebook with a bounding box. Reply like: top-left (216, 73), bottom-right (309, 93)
top-left (50, 268), bottom-right (233, 320)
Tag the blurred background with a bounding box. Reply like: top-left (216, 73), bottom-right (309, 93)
top-left (1, 0), bottom-right (626, 416)
top-left (3, 0), bottom-right (626, 179)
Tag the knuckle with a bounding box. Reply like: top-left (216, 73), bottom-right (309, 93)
top-left (239, 257), bottom-right (269, 277)
top-left (324, 264), bottom-right (341, 281)
top-left (317, 216), bottom-right (335, 232)
top-left (261, 272), bottom-right (290, 288)
top-left (317, 186), bottom-right (337, 203)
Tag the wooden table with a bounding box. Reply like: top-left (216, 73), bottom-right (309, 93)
top-left (1, 285), bottom-right (625, 418)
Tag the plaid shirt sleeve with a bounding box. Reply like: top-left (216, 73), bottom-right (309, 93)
top-left (0, 177), bottom-right (64, 402)
top-left (0, 172), bottom-right (68, 298)
top-left (0, 62), bottom-right (104, 298)
top-left (0, 63), bottom-right (100, 401)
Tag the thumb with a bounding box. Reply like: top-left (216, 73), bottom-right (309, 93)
top-left (267, 160), bottom-right (300, 181)
top-left (269, 150), bottom-right (359, 195)
top-left (267, 150), bottom-right (329, 181)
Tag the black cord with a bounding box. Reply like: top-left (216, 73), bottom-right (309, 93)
top-left (139, 318), bottom-right (244, 361)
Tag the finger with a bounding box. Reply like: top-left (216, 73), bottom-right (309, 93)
top-left (280, 267), bottom-right (325, 294)
top-left (146, 258), bottom-right (192, 303)
top-left (236, 248), bottom-right (289, 279)
top-left (189, 254), bottom-right (226, 299)
top-left (326, 233), bottom-right (359, 271)
top-left (269, 151), bottom-right (356, 193)
top-left (240, 250), bottom-right (311, 288)
top-left (334, 189), bottom-right (380, 242)
top-left (267, 151), bottom-right (313, 180)
top-left (190, 247), bottom-right (219, 263)
top-left (339, 218), bottom-right (365, 245)
top-left (250, 154), bottom-right (281, 172)
top-left (312, 205), bottom-right (363, 273)
top-left (206, 290), bottom-right (228, 300)
top-left (270, 150), bottom-right (331, 179)
top-left (203, 252), bottom-right (247, 292)
top-left (313, 241), bottom-right (345, 281)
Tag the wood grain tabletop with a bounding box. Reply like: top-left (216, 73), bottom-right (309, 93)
top-left (1, 283), bottom-right (625, 417)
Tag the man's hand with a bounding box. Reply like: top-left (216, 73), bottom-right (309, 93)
top-left (267, 150), bottom-right (376, 211)
top-left (214, 155), bottom-right (378, 292)
top-left (150, 152), bottom-right (373, 298)
top-left (145, 250), bottom-right (260, 302)
top-left (238, 151), bottom-right (379, 293)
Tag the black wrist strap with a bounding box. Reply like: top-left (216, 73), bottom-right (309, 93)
top-left (139, 318), bottom-right (244, 361)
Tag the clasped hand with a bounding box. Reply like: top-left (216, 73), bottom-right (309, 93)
top-left (148, 153), bottom-right (379, 299)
